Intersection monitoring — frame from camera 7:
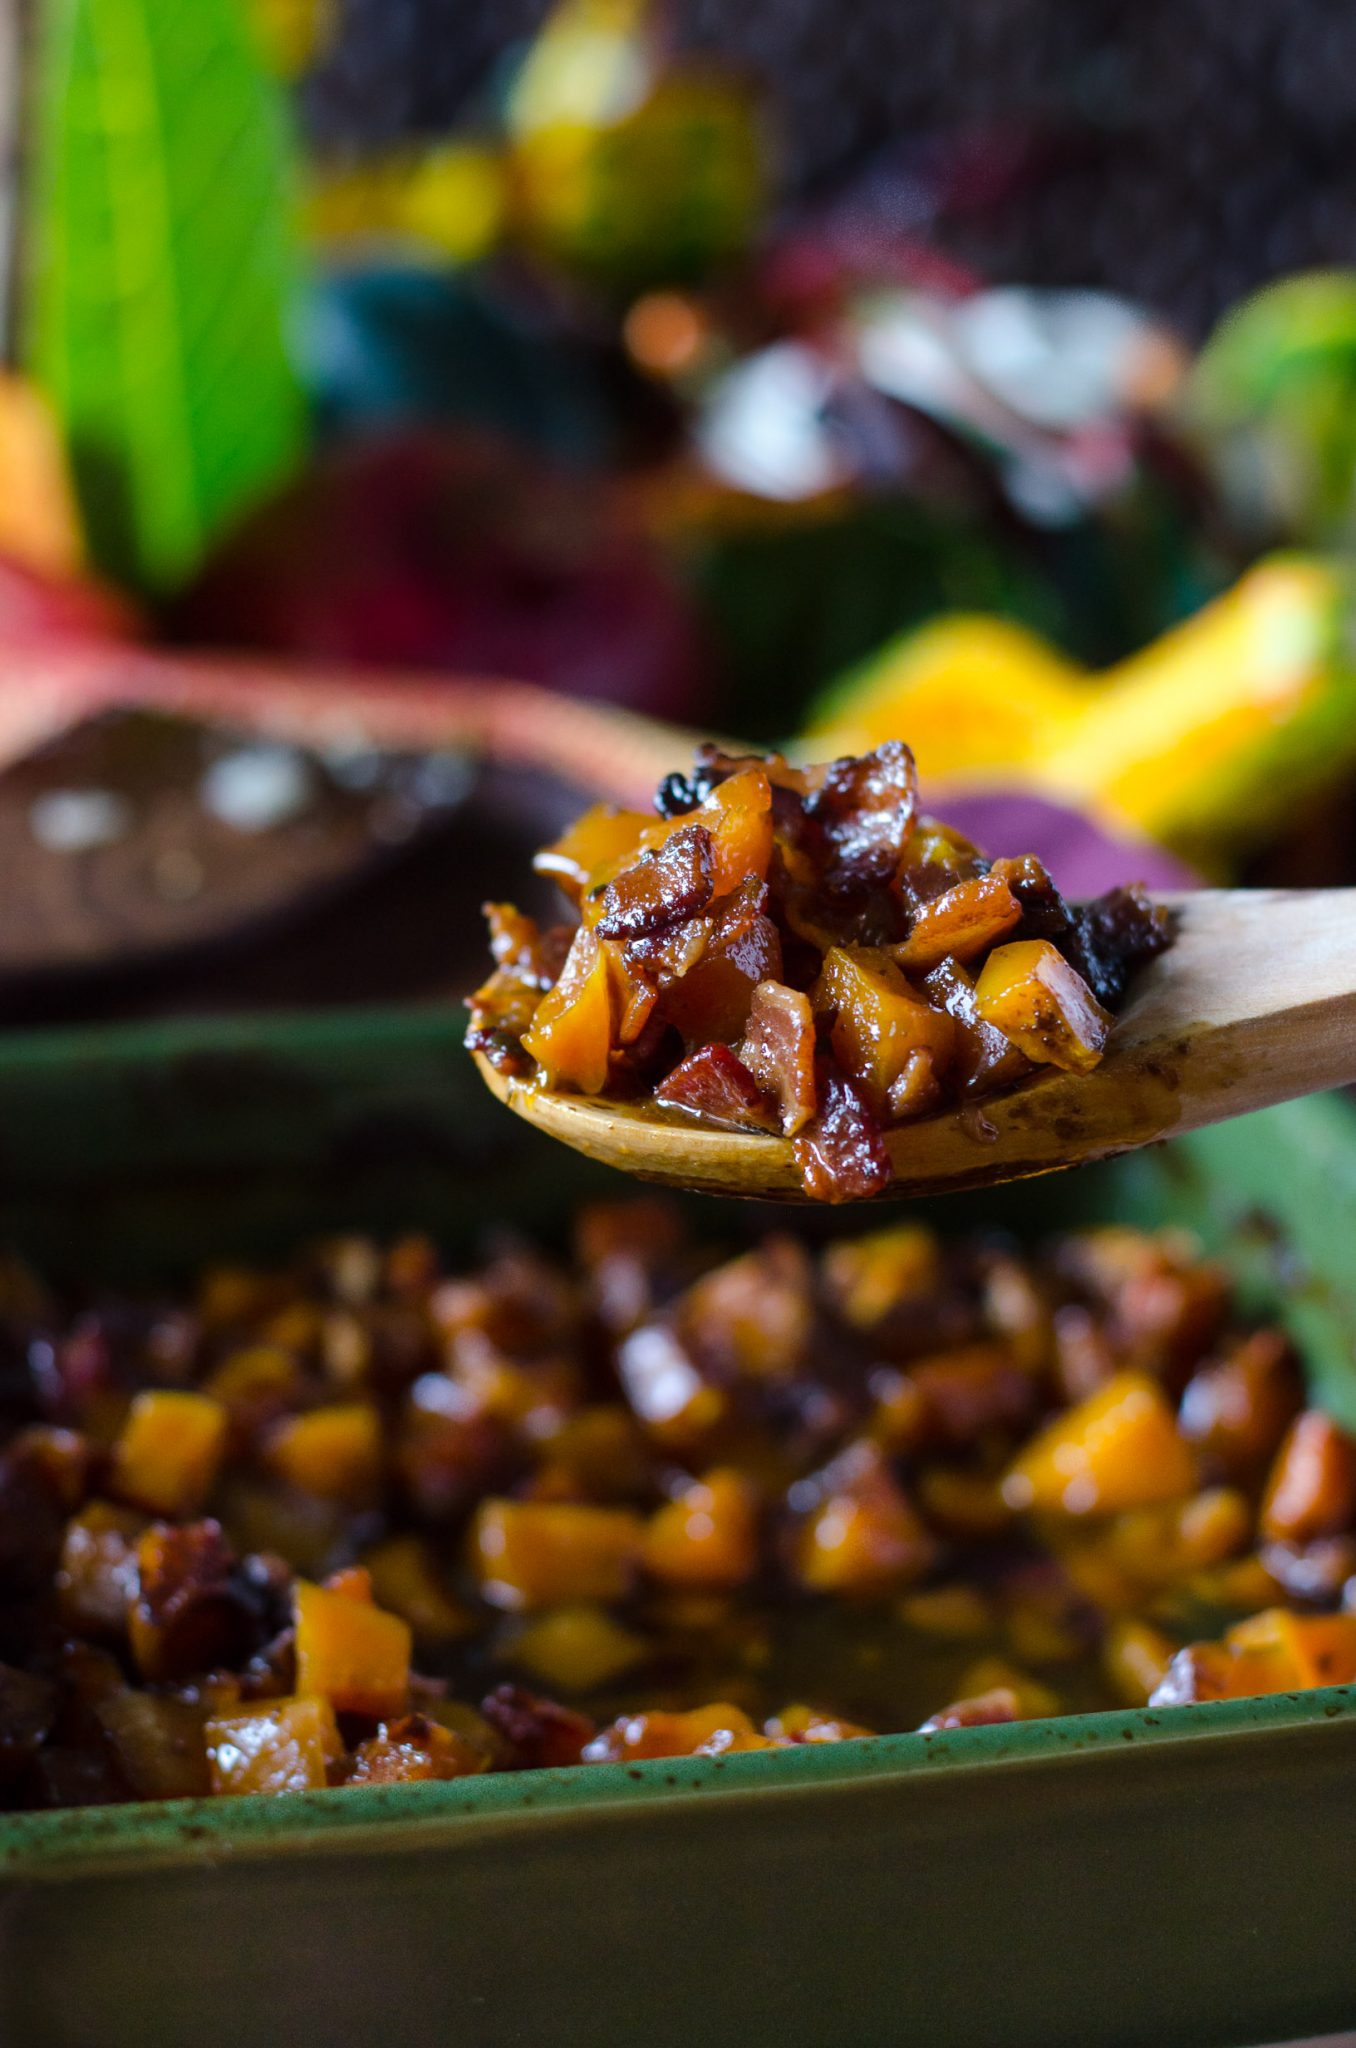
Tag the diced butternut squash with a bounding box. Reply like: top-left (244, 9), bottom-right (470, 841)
top-left (110, 1391), bottom-right (227, 1518)
top-left (57, 1501), bottom-right (146, 1635)
top-left (1153, 1607), bottom-right (1356, 1706)
top-left (822, 1223), bottom-right (940, 1331)
top-left (470, 1499), bottom-right (644, 1610)
top-left (583, 1701), bottom-right (773, 1762)
top-left (893, 876), bottom-right (1022, 973)
top-left (765, 1704), bottom-right (874, 1743)
top-left (657, 879), bottom-right (782, 1044)
top-left (1003, 1370), bottom-right (1196, 1516)
top-left (323, 1564), bottom-right (373, 1603)
top-left (643, 1469), bottom-right (759, 1589)
top-left (793, 1448), bottom-right (936, 1596)
top-left (293, 1579), bottom-right (411, 1717)
top-left (347, 1713), bottom-right (487, 1784)
top-left (521, 926), bottom-right (616, 1093)
top-left (268, 1403), bottom-right (382, 1506)
top-left (96, 1689), bottom-right (212, 1800)
top-left (1098, 1487), bottom-right (1251, 1589)
top-left (362, 1535), bottom-right (475, 1646)
top-left (1260, 1410), bottom-right (1356, 1543)
top-left (1225, 1607), bottom-right (1356, 1689)
top-left (814, 946), bottom-right (955, 1117)
top-left (915, 1466), bottom-right (1014, 1539)
top-left (207, 1695), bottom-right (342, 1796)
top-left (974, 939), bottom-right (1110, 1074)
top-left (898, 1583), bottom-right (994, 1640)
top-left (203, 1345), bottom-right (303, 1426)
top-left (508, 1604), bottom-right (648, 1692)
top-left (1102, 1617), bottom-right (1177, 1705)
top-left (534, 803), bottom-right (652, 903)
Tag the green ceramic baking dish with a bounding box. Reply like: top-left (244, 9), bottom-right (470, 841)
top-left (0, 1008), bottom-right (1353, 2048)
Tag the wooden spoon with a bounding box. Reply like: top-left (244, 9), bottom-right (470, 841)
top-left (471, 889), bottom-right (1356, 1201)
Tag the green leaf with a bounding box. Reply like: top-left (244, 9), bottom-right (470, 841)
top-left (23, 0), bottom-right (308, 591)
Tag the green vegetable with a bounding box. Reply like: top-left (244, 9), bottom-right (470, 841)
top-left (23, 0), bottom-right (308, 590)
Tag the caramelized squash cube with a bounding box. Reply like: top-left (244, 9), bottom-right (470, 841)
top-left (974, 939), bottom-right (1111, 1074)
top-left (583, 1701), bottom-right (772, 1762)
top-left (347, 1713), bottom-right (487, 1784)
top-left (893, 875), bottom-right (1022, 973)
top-left (814, 946), bottom-right (956, 1116)
top-left (521, 926), bottom-right (616, 1094)
top-left (1003, 1370), bottom-right (1196, 1516)
top-left (111, 1391), bottom-right (227, 1518)
top-left (1225, 1607), bottom-right (1356, 1689)
top-left (794, 1447), bottom-right (936, 1596)
top-left (293, 1579), bottom-right (412, 1717)
top-left (647, 766), bottom-right (774, 899)
top-left (643, 1469), bottom-right (759, 1589)
top-left (1102, 1617), bottom-right (1177, 1706)
top-left (268, 1403), bottom-right (383, 1506)
top-left (362, 1535), bottom-right (475, 1646)
top-left (508, 1604), bottom-right (648, 1692)
top-left (534, 804), bottom-right (652, 903)
top-left (1260, 1410), bottom-right (1356, 1543)
top-left (470, 1499), bottom-right (644, 1611)
top-left (207, 1695), bottom-right (342, 1796)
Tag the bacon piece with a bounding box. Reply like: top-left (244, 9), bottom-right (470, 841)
top-left (791, 1059), bottom-right (891, 1203)
top-left (659, 878), bottom-right (783, 1044)
top-left (739, 980), bottom-right (817, 1135)
top-left (479, 1683), bottom-right (595, 1769)
top-left (805, 741), bottom-right (918, 895)
top-left (596, 825), bottom-right (714, 942)
top-left (654, 1044), bottom-right (780, 1133)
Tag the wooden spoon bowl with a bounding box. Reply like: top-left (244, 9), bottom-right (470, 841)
top-left (472, 888), bottom-right (1356, 1201)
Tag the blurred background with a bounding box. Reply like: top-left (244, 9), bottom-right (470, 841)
top-left (4, 0), bottom-right (1356, 1027)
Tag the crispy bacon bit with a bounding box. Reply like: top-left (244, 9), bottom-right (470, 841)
top-left (129, 1520), bottom-right (259, 1682)
top-left (596, 826), bottom-right (715, 942)
top-left (480, 1683), bottom-right (596, 1770)
top-left (740, 980), bottom-right (818, 1135)
top-left (792, 1059), bottom-right (892, 1204)
top-left (654, 1044), bottom-right (780, 1133)
top-left (659, 878), bottom-right (782, 1044)
top-left (805, 741), bottom-right (918, 895)
top-left (474, 746), bottom-right (1170, 1198)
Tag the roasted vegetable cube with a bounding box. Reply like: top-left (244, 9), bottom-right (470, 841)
top-left (207, 1696), bottom-right (341, 1796)
top-left (293, 1579), bottom-right (412, 1717)
top-left (267, 1403), bottom-right (383, 1506)
top-left (1260, 1410), bottom-right (1356, 1543)
top-left (471, 1499), bottom-right (644, 1610)
top-left (111, 1392), bottom-right (227, 1518)
top-left (814, 946), bottom-right (955, 1117)
top-left (893, 875), bottom-right (1022, 973)
top-left (521, 927), bottom-right (616, 1093)
top-left (643, 1469), bottom-right (759, 1589)
top-left (1003, 1371), bottom-right (1196, 1516)
top-left (974, 939), bottom-right (1111, 1074)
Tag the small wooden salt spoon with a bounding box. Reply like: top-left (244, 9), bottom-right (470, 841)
top-left (471, 889), bottom-right (1356, 1201)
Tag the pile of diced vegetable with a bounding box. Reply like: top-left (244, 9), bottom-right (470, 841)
top-left (468, 743), bottom-right (1172, 1198)
top-left (1, 1204), bottom-right (1353, 1807)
